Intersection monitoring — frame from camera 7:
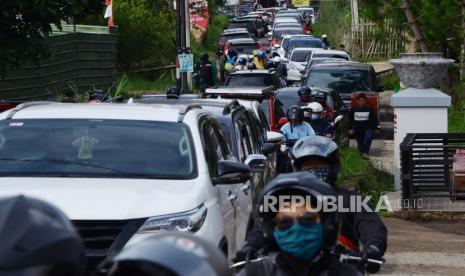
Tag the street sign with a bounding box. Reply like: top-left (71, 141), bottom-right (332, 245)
top-left (178, 53), bottom-right (194, 72)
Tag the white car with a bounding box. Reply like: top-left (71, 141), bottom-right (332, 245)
top-left (287, 47), bottom-right (317, 82)
top-left (310, 49), bottom-right (351, 61)
top-left (0, 102), bottom-right (265, 271)
top-left (272, 17), bottom-right (299, 30)
top-left (272, 34), bottom-right (314, 58)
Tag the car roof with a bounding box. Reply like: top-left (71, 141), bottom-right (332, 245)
top-left (291, 47), bottom-right (318, 52)
top-left (0, 102), bottom-right (203, 122)
top-left (282, 34), bottom-right (313, 39)
top-left (229, 70), bottom-right (274, 75)
top-left (273, 27), bottom-right (303, 32)
top-left (274, 18), bottom-right (299, 22)
top-left (222, 28), bottom-right (249, 34)
top-left (312, 49), bottom-right (349, 56)
top-left (290, 37), bottom-right (321, 41)
top-left (311, 61), bottom-right (371, 69)
top-left (228, 38), bottom-right (256, 44)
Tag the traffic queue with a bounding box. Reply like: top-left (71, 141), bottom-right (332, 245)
top-left (0, 3), bottom-right (387, 276)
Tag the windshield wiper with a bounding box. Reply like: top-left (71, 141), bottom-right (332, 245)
top-left (0, 158), bottom-right (130, 174)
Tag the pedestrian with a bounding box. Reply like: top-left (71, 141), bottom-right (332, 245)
top-left (321, 34), bottom-right (331, 49)
top-left (195, 53), bottom-right (214, 95)
top-left (235, 136), bottom-right (387, 275)
top-left (236, 172), bottom-right (360, 276)
top-left (307, 102), bottom-right (333, 138)
top-left (348, 93), bottom-right (380, 157)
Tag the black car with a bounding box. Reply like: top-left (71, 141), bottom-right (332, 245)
top-left (302, 61), bottom-right (382, 107)
top-left (217, 29), bottom-right (252, 48)
top-left (275, 87), bottom-right (349, 146)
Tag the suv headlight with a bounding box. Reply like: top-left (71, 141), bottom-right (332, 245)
top-left (138, 204), bottom-right (207, 233)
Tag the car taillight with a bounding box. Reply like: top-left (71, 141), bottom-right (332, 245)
top-left (0, 103), bottom-right (19, 112)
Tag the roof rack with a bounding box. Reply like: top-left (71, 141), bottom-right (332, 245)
top-left (222, 99), bottom-right (242, 115)
top-left (6, 101), bottom-right (55, 120)
top-left (178, 104), bottom-right (202, 122)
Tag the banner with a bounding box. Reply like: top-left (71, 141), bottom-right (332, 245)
top-left (189, 0), bottom-right (209, 41)
top-left (293, 0), bottom-right (310, 7)
top-left (178, 54), bottom-right (194, 73)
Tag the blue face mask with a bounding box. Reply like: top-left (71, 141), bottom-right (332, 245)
top-left (273, 223), bottom-right (323, 261)
top-left (307, 168), bottom-right (330, 182)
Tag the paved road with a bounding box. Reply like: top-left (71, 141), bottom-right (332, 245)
top-left (380, 218), bottom-right (465, 276)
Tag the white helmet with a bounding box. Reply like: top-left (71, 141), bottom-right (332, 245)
top-left (307, 102), bottom-right (323, 113)
top-left (322, 34), bottom-right (328, 39)
top-left (273, 56), bottom-right (281, 63)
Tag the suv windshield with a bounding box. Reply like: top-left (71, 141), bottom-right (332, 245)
top-left (226, 74), bottom-right (274, 87)
top-left (0, 119), bottom-right (196, 179)
top-left (306, 68), bottom-right (373, 93)
top-left (232, 43), bottom-right (257, 55)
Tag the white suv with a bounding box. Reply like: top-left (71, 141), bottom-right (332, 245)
top-left (0, 102), bottom-right (265, 272)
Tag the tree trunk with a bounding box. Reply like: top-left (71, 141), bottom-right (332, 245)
top-left (401, 0), bottom-right (428, 52)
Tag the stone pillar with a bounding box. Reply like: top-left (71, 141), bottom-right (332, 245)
top-left (390, 53), bottom-right (454, 191)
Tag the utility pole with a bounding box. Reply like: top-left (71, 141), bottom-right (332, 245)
top-left (350, 0), bottom-right (360, 57)
top-left (175, 0), bottom-right (191, 93)
top-left (184, 0), bottom-right (192, 92)
top-left (401, 0), bottom-right (428, 52)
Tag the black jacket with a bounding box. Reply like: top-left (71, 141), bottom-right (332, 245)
top-left (309, 118), bottom-right (333, 137)
top-left (348, 105), bottom-right (379, 132)
top-left (239, 188), bottom-right (387, 258)
top-left (237, 252), bottom-right (361, 276)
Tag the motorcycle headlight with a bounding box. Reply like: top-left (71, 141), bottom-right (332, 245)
top-left (138, 204), bottom-right (207, 233)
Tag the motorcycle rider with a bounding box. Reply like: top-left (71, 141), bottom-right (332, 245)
top-left (252, 50), bottom-right (266, 70)
top-left (280, 105), bottom-right (315, 151)
top-left (321, 34), bottom-right (331, 49)
top-left (235, 136), bottom-right (387, 274)
top-left (313, 90), bottom-right (335, 122)
top-left (235, 57), bottom-right (248, 71)
top-left (236, 172), bottom-right (360, 276)
top-left (298, 86), bottom-right (312, 105)
top-left (107, 232), bottom-right (231, 276)
top-left (272, 56), bottom-right (287, 78)
top-left (307, 102), bottom-right (333, 138)
top-left (194, 53), bottom-right (214, 94)
top-left (0, 195), bottom-right (85, 276)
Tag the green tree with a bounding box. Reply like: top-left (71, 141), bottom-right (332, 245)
top-left (114, 0), bottom-right (176, 71)
top-left (0, 0), bottom-right (94, 76)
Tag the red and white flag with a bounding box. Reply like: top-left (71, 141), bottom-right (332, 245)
top-left (104, 0), bottom-right (114, 27)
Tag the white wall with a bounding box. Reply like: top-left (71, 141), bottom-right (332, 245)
top-left (393, 107), bottom-right (448, 190)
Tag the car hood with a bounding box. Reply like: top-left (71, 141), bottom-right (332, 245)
top-left (0, 177), bottom-right (206, 220)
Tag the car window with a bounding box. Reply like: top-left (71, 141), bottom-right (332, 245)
top-left (282, 37), bottom-right (291, 51)
top-left (306, 68), bottom-right (373, 93)
top-left (0, 119), bottom-right (196, 179)
top-left (226, 74), bottom-right (274, 87)
top-left (289, 39), bottom-right (323, 50)
top-left (201, 119), bottom-right (231, 176)
top-left (291, 50), bottom-right (312, 62)
top-left (260, 100), bottom-right (271, 124)
top-left (273, 98), bottom-right (286, 123)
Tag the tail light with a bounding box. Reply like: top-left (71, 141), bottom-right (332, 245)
top-left (0, 102), bottom-right (19, 112)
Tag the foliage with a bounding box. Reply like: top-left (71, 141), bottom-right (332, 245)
top-left (312, 0), bottom-right (351, 46)
top-left (191, 14), bottom-right (229, 59)
top-left (338, 147), bottom-right (394, 210)
top-left (0, 0), bottom-right (91, 76)
top-left (114, 0), bottom-right (176, 71)
top-left (379, 72), bottom-right (401, 92)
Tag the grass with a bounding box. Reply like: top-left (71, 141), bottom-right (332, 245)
top-left (337, 147), bottom-right (394, 213)
top-left (123, 75), bottom-right (175, 95)
top-left (379, 72), bottom-right (401, 92)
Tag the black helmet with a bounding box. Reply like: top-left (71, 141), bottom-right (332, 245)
top-left (256, 172), bottom-right (340, 250)
top-left (314, 91), bottom-right (327, 105)
top-left (286, 105), bottom-right (304, 123)
top-left (298, 86), bottom-right (312, 97)
top-left (108, 232), bottom-right (231, 276)
top-left (0, 195), bottom-right (84, 276)
top-left (89, 90), bottom-right (107, 102)
top-left (291, 136), bottom-right (341, 184)
top-left (166, 87), bottom-right (180, 99)
top-left (200, 53), bottom-right (209, 61)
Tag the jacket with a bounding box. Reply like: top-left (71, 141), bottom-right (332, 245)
top-left (309, 118), bottom-right (333, 137)
top-left (236, 252), bottom-right (361, 276)
top-left (280, 122), bottom-right (315, 141)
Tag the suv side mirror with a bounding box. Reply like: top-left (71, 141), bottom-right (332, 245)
top-left (267, 131), bottom-right (284, 143)
top-left (212, 160), bottom-right (251, 185)
top-left (278, 117), bottom-right (288, 126)
top-left (262, 143), bottom-right (276, 155)
top-left (245, 154), bottom-right (267, 172)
